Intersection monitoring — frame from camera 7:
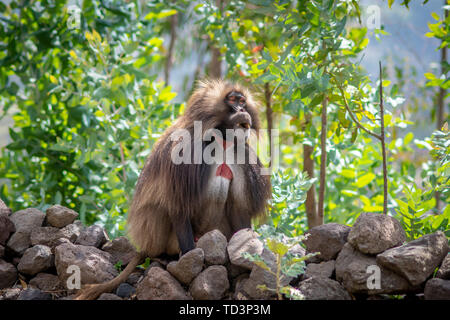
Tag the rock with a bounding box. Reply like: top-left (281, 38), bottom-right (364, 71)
top-left (336, 243), bottom-right (415, 294)
top-left (167, 248), bottom-right (204, 285)
top-left (58, 222), bottom-right (82, 243)
top-left (0, 259), bottom-right (18, 289)
top-left (436, 254), bottom-right (450, 280)
top-left (75, 224), bottom-right (109, 248)
top-left (303, 223), bottom-right (350, 261)
top-left (17, 245), bottom-right (54, 275)
top-left (0, 198), bottom-right (11, 214)
top-left (1, 288), bottom-right (21, 300)
top-left (348, 213), bottom-right (406, 255)
top-left (226, 262), bottom-right (248, 278)
top-left (136, 267), bottom-right (191, 300)
top-left (243, 248), bottom-right (292, 299)
top-left (298, 277), bottom-right (352, 300)
top-left (233, 273), bottom-right (250, 300)
top-left (196, 229), bottom-right (228, 265)
top-left (424, 278), bottom-right (450, 300)
top-left (116, 283), bottom-right (136, 298)
top-left (54, 242), bottom-right (118, 288)
top-left (98, 293), bottom-right (122, 300)
top-left (18, 288), bottom-right (52, 300)
top-left (6, 208), bottom-right (45, 255)
top-left (189, 265), bottom-right (229, 300)
top-left (46, 205), bottom-right (78, 228)
top-left (102, 236), bottom-right (137, 266)
top-left (29, 273), bottom-right (62, 291)
top-left (144, 261), bottom-right (165, 277)
top-left (289, 243), bottom-right (306, 257)
top-left (30, 226), bottom-right (61, 248)
top-left (227, 228), bottom-right (263, 270)
top-left (52, 237), bottom-right (72, 249)
top-left (0, 211), bottom-right (15, 245)
top-left (304, 260), bottom-right (335, 279)
top-left (127, 271), bottom-right (144, 286)
top-left (377, 231), bottom-right (449, 286)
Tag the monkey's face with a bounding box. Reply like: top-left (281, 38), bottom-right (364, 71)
top-left (218, 90), bottom-right (253, 140)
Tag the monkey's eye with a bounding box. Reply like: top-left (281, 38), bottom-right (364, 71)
top-left (239, 98), bottom-right (245, 104)
top-left (228, 96), bottom-right (236, 102)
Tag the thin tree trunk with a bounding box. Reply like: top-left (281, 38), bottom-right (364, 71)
top-left (164, 13), bottom-right (178, 85)
top-left (209, 0), bottom-right (223, 79)
top-left (317, 96), bottom-right (327, 224)
top-left (265, 82), bottom-right (273, 164)
top-left (209, 46), bottom-right (222, 78)
top-left (379, 62), bottom-right (388, 215)
top-left (435, 4), bottom-right (448, 211)
top-left (303, 112), bottom-right (319, 228)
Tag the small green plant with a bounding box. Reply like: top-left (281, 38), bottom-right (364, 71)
top-left (114, 260), bottom-right (123, 273)
top-left (243, 228), bottom-right (317, 300)
top-left (268, 169), bottom-right (316, 236)
top-left (395, 183), bottom-right (449, 240)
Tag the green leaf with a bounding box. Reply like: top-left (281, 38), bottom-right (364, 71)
top-left (354, 172), bottom-right (376, 188)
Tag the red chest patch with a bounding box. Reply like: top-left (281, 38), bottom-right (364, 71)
top-left (216, 163), bottom-right (233, 180)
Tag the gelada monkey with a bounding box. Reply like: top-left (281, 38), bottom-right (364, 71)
top-left (75, 79), bottom-right (271, 299)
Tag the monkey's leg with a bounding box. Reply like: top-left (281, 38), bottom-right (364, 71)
top-left (74, 252), bottom-right (146, 300)
top-left (172, 217), bottom-right (195, 255)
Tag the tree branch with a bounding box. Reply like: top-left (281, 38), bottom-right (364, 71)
top-left (379, 61), bottom-right (388, 215)
top-left (337, 86), bottom-right (382, 141)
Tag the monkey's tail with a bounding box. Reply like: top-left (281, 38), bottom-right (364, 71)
top-left (74, 252), bottom-right (146, 300)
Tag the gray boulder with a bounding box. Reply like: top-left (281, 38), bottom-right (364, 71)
top-left (336, 243), bottom-right (415, 294)
top-left (303, 223), bottom-right (350, 261)
top-left (436, 254), bottom-right (450, 280)
top-left (298, 277), bottom-right (352, 300)
top-left (30, 226), bottom-right (62, 248)
top-left (196, 229), bottom-right (228, 265)
top-left (304, 260), bottom-right (335, 279)
top-left (6, 208), bottom-right (45, 255)
top-left (54, 242), bottom-right (118, 288)
top-left (348, 213), bottom-right (406, 255)
top-left (227, 228), bottom-right (263, 270)
top-left (0, 259), bottom-right (18, 289)
top-left (75, 224), bottom-right (109, 248)
top-left (102, 236), bottom-right (137, 266)
top-left (0, 211), bottom-right (15, 245)
top-left (424, 278), bottom-right (450, 300)
top-left (58, 222), bottom-right (82, 243)
top-left (17, 288), bottom-right (52, 300)
top-left (46, 205), bottom-right (78, 228)
top-left (29, 273), bottom-right (62, 291)
top-left (1, 288), bottom-right (21, 300)
top-left (189, 265), bottom-right (229, 300)
top-left (17, 245), bottom-right (54, 275)
top-left (377, 231), bottom-right (449, 286)
top-left (136, 267), bottom-right (191, 300)
top-left (116, 283), bottom-right (136, 298)
top-left (167, 248), bottom-right (204, 285)
top-left (98, 293), bottom-right (122, 300)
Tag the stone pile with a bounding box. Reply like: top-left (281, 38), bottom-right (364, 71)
top-left (1, 204), bottom-right (449, 300)
top-left (301, 213), bottom-right (449, 300)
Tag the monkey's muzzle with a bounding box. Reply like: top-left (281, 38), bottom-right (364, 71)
top-left (230, 112), bottom-right (252, 130)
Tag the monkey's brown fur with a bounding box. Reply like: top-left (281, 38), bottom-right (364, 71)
top-left (75, 79), bottom-right (271, 300)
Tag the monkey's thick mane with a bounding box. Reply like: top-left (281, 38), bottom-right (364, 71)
top-left (127, 79), bottom-right (271, 257)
